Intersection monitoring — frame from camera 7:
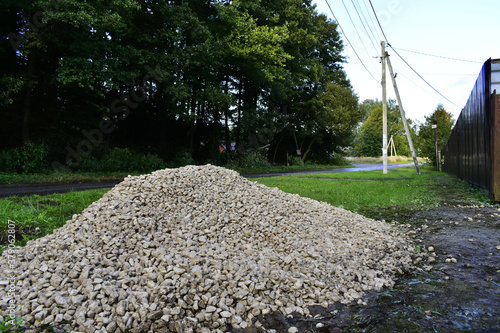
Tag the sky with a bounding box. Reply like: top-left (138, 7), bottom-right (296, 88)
top-left (312, 0), bottom-right (500, 124)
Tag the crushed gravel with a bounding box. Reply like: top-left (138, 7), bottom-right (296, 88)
top-left (0, 165), bottom-right (414, 332)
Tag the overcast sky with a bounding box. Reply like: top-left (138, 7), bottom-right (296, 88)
top-left (312, 0), bottom-right (500, 124)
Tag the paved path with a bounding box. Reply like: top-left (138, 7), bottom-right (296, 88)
top-left (242, 163), bottom-right (414, 178)
top-left (0, 163), bottom-right (414, 198)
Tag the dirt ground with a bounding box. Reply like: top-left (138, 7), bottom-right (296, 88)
top-left (235, 190), bottom-right (500, 332)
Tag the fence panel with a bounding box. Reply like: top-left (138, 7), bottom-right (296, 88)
top-left (444, 58), bottom-right (497, 197)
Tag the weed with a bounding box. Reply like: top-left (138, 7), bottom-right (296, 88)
top-left (0, 316), bottom-right (23, 332)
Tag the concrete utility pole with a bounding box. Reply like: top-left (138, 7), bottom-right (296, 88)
top-left (381, 41), bottom-right (388, 174)
top-left (385, 51), bottom-right (421, 175)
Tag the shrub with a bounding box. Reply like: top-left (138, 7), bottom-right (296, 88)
top-left (237, 151), bottom-right (271, 170)
top-left (170, 151), bottom-right (195, 167)
top-left (288, 156), bottom-right (305, 166)
top-left (79, 147), bottom-right (166, 173)
top-left (328, 153), bottom-right (349, 166)
top-left (0, 142), bottom-right (49, 173)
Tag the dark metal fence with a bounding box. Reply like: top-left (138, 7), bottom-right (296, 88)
top-left (444, 58), bottom-right (500, 200)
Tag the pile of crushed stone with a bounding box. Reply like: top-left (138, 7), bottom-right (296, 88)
top-left (0, 165), bottom-right (414, 332)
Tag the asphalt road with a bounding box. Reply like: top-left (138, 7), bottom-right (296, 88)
top-left (243, 163), bottom-right (414, 178)
top-left (0, 163), bottom-right (414, 198)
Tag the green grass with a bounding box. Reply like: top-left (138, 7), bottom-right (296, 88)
top-left (254, 165), bottom-right (490, 217)
top-left (0, 165), bottom-right (490, 253)
top-left (0, 188), bottom-right (110, 250)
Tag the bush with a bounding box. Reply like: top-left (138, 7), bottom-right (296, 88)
top-left (288, 156), bottom-right (305, 166)
top-left (328, 153), bottom-right (349, 166)
top-left (237, 151), bottom-right (271, 170)
top-left (170, 151), bottom-right (195, 167)
top-left (79, 147), bottom-right (166, 173)
top-left (0, 142), bottom-right (49, 173)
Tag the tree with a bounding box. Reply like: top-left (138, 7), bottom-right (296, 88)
top-left (416, 104), bottom-right (454, 166)
top-left (296, 82), bottom-right (360, 161)
top-left (353, 99), bottom-right (415, 157)
top-left (1, 0), bottom-right (355, 170)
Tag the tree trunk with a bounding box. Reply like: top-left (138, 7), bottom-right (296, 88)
top-left (236, 77), bottom-right (243, 153)
top-left (273, 132), bottom-right (284, 164)
top-left (301, 137), bottom-right (316, 162)
top-left (224, 76), bottom-right (230, 149)
top-left (189, 93), bottom-right (196, 158)
top-left (22, 53), bottom-right (36, 143)
top-left (22, 89), bottom-right (31, 143)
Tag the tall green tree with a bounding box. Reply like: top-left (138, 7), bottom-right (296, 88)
top-left (297, 82), bottom-right (360, 161)
top-left (416, 104), bottom-right (454, 166)
top-left (353, 99), bottom-right (416, 157)
top-left (1, 0), bottom-right (355, 170)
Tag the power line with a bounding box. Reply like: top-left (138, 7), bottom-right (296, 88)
top-left (367, 0), bottom-right (461, 108)
top-left (359, 0), bottom-right (383, 43)
top-left (422, 73), bottom-right (477, 76)
top-left (392, 47), bottom-right (483, 64)
top-left (339, 0), bottom-right (379, 73)
top-left (388, 48), bottom-right (462, 108)
top-left (368, 0), bottom-right (389, 43)
top-left (349, 0), bottom-right (379, 54)
top-left (324, 0), bottom-right (379, 82)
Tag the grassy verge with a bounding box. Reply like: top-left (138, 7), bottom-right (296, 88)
top-left (0, 165), bottom-right (493, 332)
top-left (254, 165), bottom-right (490, 220)
top-left (0, 188), bottom-right (110, 251)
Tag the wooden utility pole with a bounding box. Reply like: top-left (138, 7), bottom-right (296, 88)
top-left (385, 51), bottom-right (421, 175)
top-left (381, 41), bottom-right (388, 174)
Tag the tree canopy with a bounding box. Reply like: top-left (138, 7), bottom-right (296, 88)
top-left (1, 0), bottom-right (360, 170)
top-left (352, 99), bottom-right (415, 157)
top-left (416, 104), bottom-right (455, 165)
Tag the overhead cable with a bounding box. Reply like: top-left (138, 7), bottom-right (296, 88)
top-left (388, 48), bottom-right (462, 108)
top-left (367, 0), bottom-right (461, 108)
top-left (359, 0), bottom-right (383, 42)
top-left (368, 0), bottom-right (389, 43)
top-left (339, 0), bottom-right (380, 72)
top-left (350, 0), bottom-right (379, 54)
top-left (392, 47), bottom-right (483, 64)
top-left (324, 0), bottom-right (379, 82)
